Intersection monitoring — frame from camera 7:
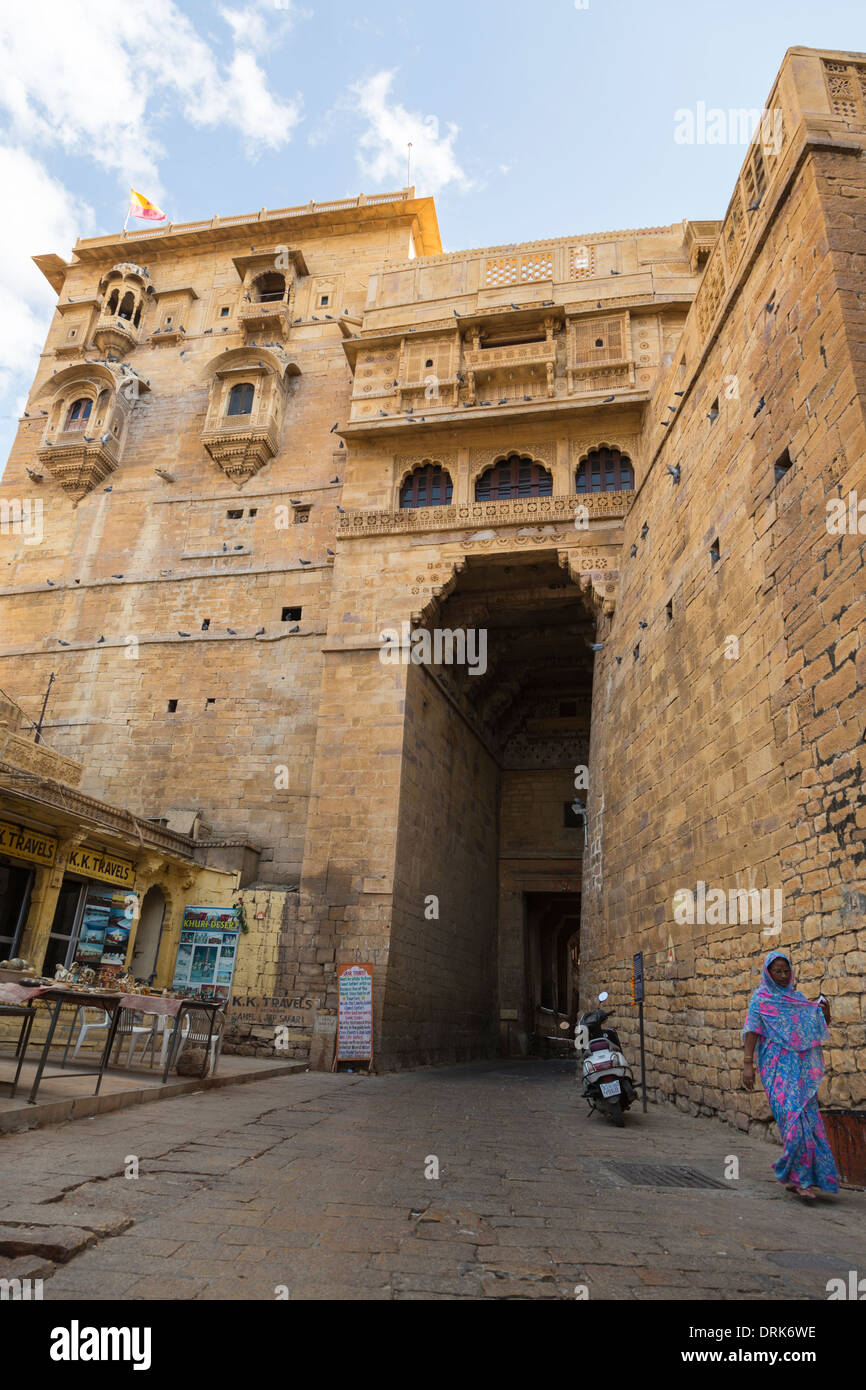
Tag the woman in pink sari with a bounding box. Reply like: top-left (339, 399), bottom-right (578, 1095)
top-left (742, 951), bottom-right (840, 1200)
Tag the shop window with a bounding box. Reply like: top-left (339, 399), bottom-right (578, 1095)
top-left (227, 382), bottom-right (255, 416)
top-left (400, 463), bottom-right (454, 509)
top-left (42, 879), bottom-right (86, 978)
top-left (575, 447), bottom-right (633, 493)
top-left (0, 862), bottom-right (34, 959)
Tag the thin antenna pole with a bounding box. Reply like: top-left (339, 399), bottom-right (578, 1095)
top-left (407, 142), bottom-right (412, 189)
top-left (34, 672), bottom-right (55, 745)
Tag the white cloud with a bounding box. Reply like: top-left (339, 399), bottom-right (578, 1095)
top-left (220, 0), bottom-right (308, 52)
top-left (0, 0), bottom-right (303, 192)
top-left (350, 71), bottom-right (470, 196)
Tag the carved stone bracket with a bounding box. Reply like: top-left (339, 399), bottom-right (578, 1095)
top-left (557, 548), bottom-right (619, 617)
top-left (202, 427), bottom-right (278, 486)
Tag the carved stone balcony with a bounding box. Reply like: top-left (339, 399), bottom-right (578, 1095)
top-left (463, 339), bottom-right (557, 400)
top-left (238, 299), bottom-right (292, 340)
top-left (93, 312), bottom-right (141, 357)
top-left (37, 433), bottom-right (120, 501)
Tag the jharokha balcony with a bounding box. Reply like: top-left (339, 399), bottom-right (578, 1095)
top-left (463, 338), bottom-right (558, 400)
top-left (238, 297), bottom-right (293, 340)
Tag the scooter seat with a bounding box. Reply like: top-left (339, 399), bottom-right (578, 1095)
top-left (589, 1038), bottom-right (610, 1052)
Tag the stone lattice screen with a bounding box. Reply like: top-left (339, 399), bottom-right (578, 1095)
top-left (823, 58), bottom-right (866, 121)
top-left (482, 252), bottom-right (554, 287)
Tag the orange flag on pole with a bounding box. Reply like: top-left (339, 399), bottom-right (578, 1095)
top-left (127, 188), bottom-right (166, 225)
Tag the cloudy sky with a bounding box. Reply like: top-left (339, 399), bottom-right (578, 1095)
top-left (0, 0), bottom-right (862, 460)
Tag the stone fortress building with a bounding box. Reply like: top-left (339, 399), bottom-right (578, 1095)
top-left (0, 47), bottom-right (863, 1127)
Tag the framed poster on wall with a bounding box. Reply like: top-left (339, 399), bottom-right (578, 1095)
top-left (171, 905), bottom-right (240, 1003)
top-left (74, 886), bottom-right (138, 977)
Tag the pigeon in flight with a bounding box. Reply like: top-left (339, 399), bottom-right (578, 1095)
top-left (667, 465), bottom-right (681, 483)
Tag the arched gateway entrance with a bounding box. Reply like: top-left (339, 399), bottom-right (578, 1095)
top-left (378, 550), bottom-right (597, 1065)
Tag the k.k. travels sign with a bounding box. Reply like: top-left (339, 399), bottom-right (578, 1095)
top-left (67, 845), bottom-right (136, 888)
top-left (228, 994), bottom-right (321, 1031)
top-left (0, 818), bottom-right (57, 869)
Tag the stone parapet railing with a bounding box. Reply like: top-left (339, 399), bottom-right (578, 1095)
top-left (337, 491), bottom-right (630, 538)
top-left (0, 730), bottom-right (83, 788)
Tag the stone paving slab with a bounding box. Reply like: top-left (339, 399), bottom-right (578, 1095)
top-left (0, 1061), bottom-right (862, 1300)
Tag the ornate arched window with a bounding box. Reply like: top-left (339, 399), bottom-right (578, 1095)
top-left (226, 382), bottom-right (255, 416)
top-left (118, 291), bottom-right (136, 322)
top-left (399, 463), bottom-right (453, 509)
top-left (65, 397), bottom-right (93, 430)
top-left (575, 447), bottom-right (634, 493)
top-left (106, 288), bottom-right (119, 315)
top-left (475, 454), bottom-right (553, 501)
top-left (253, 272), bottom-right (286, 304)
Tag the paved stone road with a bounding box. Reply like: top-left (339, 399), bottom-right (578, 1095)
top-left (0, 1062), bottom-right (862, 1300)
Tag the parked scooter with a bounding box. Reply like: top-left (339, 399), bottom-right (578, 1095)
top-left (575, 991), bottom-right (638, 1127)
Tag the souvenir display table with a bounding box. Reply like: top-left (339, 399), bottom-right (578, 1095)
top-left (0, 979), bottom-right (225, 1101)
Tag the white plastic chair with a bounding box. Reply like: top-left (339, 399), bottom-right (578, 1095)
top-left (113, 1010), bottom-right (159, 1065)
top-left (72, 1008), bottom-right (111, 1058)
